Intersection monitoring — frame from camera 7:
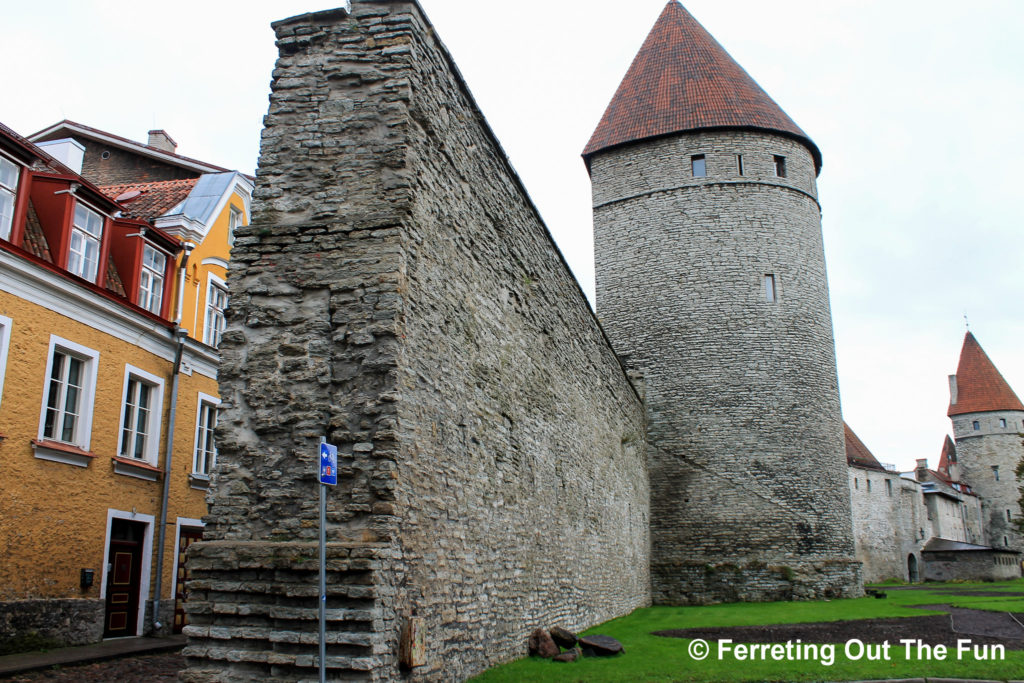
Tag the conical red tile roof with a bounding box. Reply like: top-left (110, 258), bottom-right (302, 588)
top-left (948, 332), bottom-right (1024, 416)
top-left (937, 435), bottom-right (957, 477)
top-left (583, 1), bottom-right (820, 171)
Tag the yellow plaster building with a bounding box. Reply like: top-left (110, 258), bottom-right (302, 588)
top-left (0, 121), bottom-right (250, 650)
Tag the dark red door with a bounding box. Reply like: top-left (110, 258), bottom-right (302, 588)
top-left (173, 527), bottom-right (203, 633)
top-left (104, 519), bottom-right (145, 638)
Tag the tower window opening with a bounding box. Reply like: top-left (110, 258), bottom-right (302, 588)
top-left (691, 154), bottom-right (706, 177)
top-left (736, 154), bottom-right (744, 176)
top-left (1004, 536), bottom-right (1009, 547)
top-left (885, 479), bottom-right (892, 496)
top-left (764, 274), bottom-right (777, 303)
top-left (854, 478), bottom-right (859, 490)
top-left (866, 479), bottom-right (872, 492)
top-left (773, 155), bottom-right (787, 177)
top-left (1008, 509), bottom-right (1013, 522)
top-left (999, 418), bottom-right (1007, 428)
top-left (972, 420), bottom-right (980, 431)
top-left (993, 465), bottom-right (1000, 481)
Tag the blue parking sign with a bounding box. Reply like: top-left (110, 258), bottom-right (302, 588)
top-left (319, 442), bottom-right (338, 486)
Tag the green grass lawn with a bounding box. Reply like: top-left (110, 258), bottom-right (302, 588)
top-left (470, 580), bottom-right (1024, 682)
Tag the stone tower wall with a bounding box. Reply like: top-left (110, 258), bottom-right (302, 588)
top-left (184, 2), bottom-right (649, 681)
top-left (591, 130), bottom-right (861, 604)
top-left (952, 410), bottom-right (1024, 552)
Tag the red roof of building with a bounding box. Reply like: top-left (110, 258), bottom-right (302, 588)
top-left (99, 178), bottom-right (198, 222)
top-left (582, 1), bottom-right (820, 170)
top-left (948, 332), bottom-right (1024, 416)
top-left (844, 423), bottom-right (885, 471)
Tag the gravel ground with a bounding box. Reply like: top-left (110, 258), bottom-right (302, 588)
top-left (0, 652), bottom-right (184, 682)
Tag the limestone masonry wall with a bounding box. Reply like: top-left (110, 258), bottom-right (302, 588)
top-left (183, 2), bottom-right (648, 681)
top-left (849, 467), bottom-right (925, 582)
top-left (592, 131), bottom-right (861, 603)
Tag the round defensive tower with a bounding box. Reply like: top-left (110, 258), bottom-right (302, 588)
top-left (947, 332), bottom-right (1024, 554)
top-left (584, 1), bottom-right (861, 603)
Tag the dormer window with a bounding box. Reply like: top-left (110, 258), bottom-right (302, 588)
top-left (0, 155), bottom-right (19, 241)
top-left (68, 203), bottom-right (103, 281)
top-left (138, 244), bottom-right (166, 314)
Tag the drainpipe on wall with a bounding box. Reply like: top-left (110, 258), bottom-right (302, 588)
top-left (151, 243), bottom-right (194, 634)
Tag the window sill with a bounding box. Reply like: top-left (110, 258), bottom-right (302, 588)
top-left (112, 456), bottom-right (162, 482)
top-left (189, 473), bottom-right (211, 490)
top-left (32, 439), bottom-right (97, 467)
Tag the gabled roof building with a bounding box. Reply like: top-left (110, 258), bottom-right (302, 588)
top-left (0, 119), bottom-right (249, 651)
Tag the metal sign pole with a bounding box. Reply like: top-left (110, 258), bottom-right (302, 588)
top-left (317, 438), bottom-right (338, 683)
top-left (319, 437), bottom-right (327, 683)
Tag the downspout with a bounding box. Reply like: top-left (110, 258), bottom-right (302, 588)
top-left (151, 242), bottom-right (194, 633)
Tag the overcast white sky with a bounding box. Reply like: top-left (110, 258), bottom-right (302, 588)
top-left (2, 1), bottom-right (1022, 473)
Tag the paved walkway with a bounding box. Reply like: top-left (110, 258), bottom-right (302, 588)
top-left (0, 635), bottom-right (185, 678)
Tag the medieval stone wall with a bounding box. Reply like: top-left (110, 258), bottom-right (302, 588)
top-left (184, 2), bottom-right (648, 680)
top-left (849, 467), bottom-right (926, 582)
top-left (952, 410), bottom-right (1024, 551)
top-left (591, 130), bottom-right (861, 604)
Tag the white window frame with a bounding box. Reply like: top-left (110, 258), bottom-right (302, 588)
top-left (138, 243), bottom-right (168, 315)
top-left (116, 364), bottom-right (165, 466)
top-left (192, 392), bottom-right (221, 480)
top-left (100, 508), bottom-right (154, 637)
top-left (0, 153), bottom-right (21, 242)
top-left (203, 273), bottom-right (228, 348)
top-left (36, 335), bottom-right (100, 456)
top-left (0, 315), bottom-right (11, 411)
top-left (68, 202), bottom-right (104, 282)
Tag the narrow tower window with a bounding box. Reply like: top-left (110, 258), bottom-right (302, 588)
top-left (764, 274), bottom-right (777, 303)
top-left (1007, 509), bottom-right (1013, 522)
top-left (736, 154), bottom-right (744, 176)
top-left (691, 154), bottom-right (706, 177)
top-left (999, 418), bottom-right (1007, 428)
top-left (993, 465), bottom-right (1000, 481)
top-left (973, 420), bottom-right (980, 431)
top-left (773, 155), bottom-right (787, 178)
top-left (885, 479), bottom-right (892, 496)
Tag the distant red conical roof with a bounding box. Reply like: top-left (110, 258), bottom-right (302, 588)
top-left (582, 1), bottom-right (820, 171)
top-left (948, 332), bottom-right (1024, 416)
top-left (937, 435), bottom-right (957, 477)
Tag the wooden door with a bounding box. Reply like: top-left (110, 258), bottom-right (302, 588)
top-left (173, 527), bottom-right (203, 633)
top-left (104, 519), bottom-right (145, 638)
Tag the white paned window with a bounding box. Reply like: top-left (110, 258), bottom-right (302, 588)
top-left (117, 365), bottom-right (164, 464)
top-left (38, 336), bottom-right (99, 449)
top-left (193, 393), bottom-right (220, 476)
top-left (228, 206), bottom-right (241, 248)
top-left (0, 156), bottom-right (19, 241)
top-left (68, 203), bottom-right (103, 282)
top-left (204, 277), bottom-right (228, 348)
top-left (138, 244), bottom-right (166, 314)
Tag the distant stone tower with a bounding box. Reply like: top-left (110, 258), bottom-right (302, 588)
top-left (947, 332), bottom-right (1024, 551)
top-left (584, 1), bottom-right (861, 603)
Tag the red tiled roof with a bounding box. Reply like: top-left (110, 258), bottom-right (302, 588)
top-left (99, 178), bottom-right (198, 221)
top-left (22, 201), bottom-right (53, 263)
top-left (582, 1), bottom-right (820, 171)
top-left (948, 332), bottom-right (1024, 416)
top-left (844, 423), bottom-right (885, 471)
top-left (937, 435), bottom-right (957, 477)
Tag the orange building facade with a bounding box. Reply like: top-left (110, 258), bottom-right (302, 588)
top-left (0, 121), bottom-right (249, 650)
